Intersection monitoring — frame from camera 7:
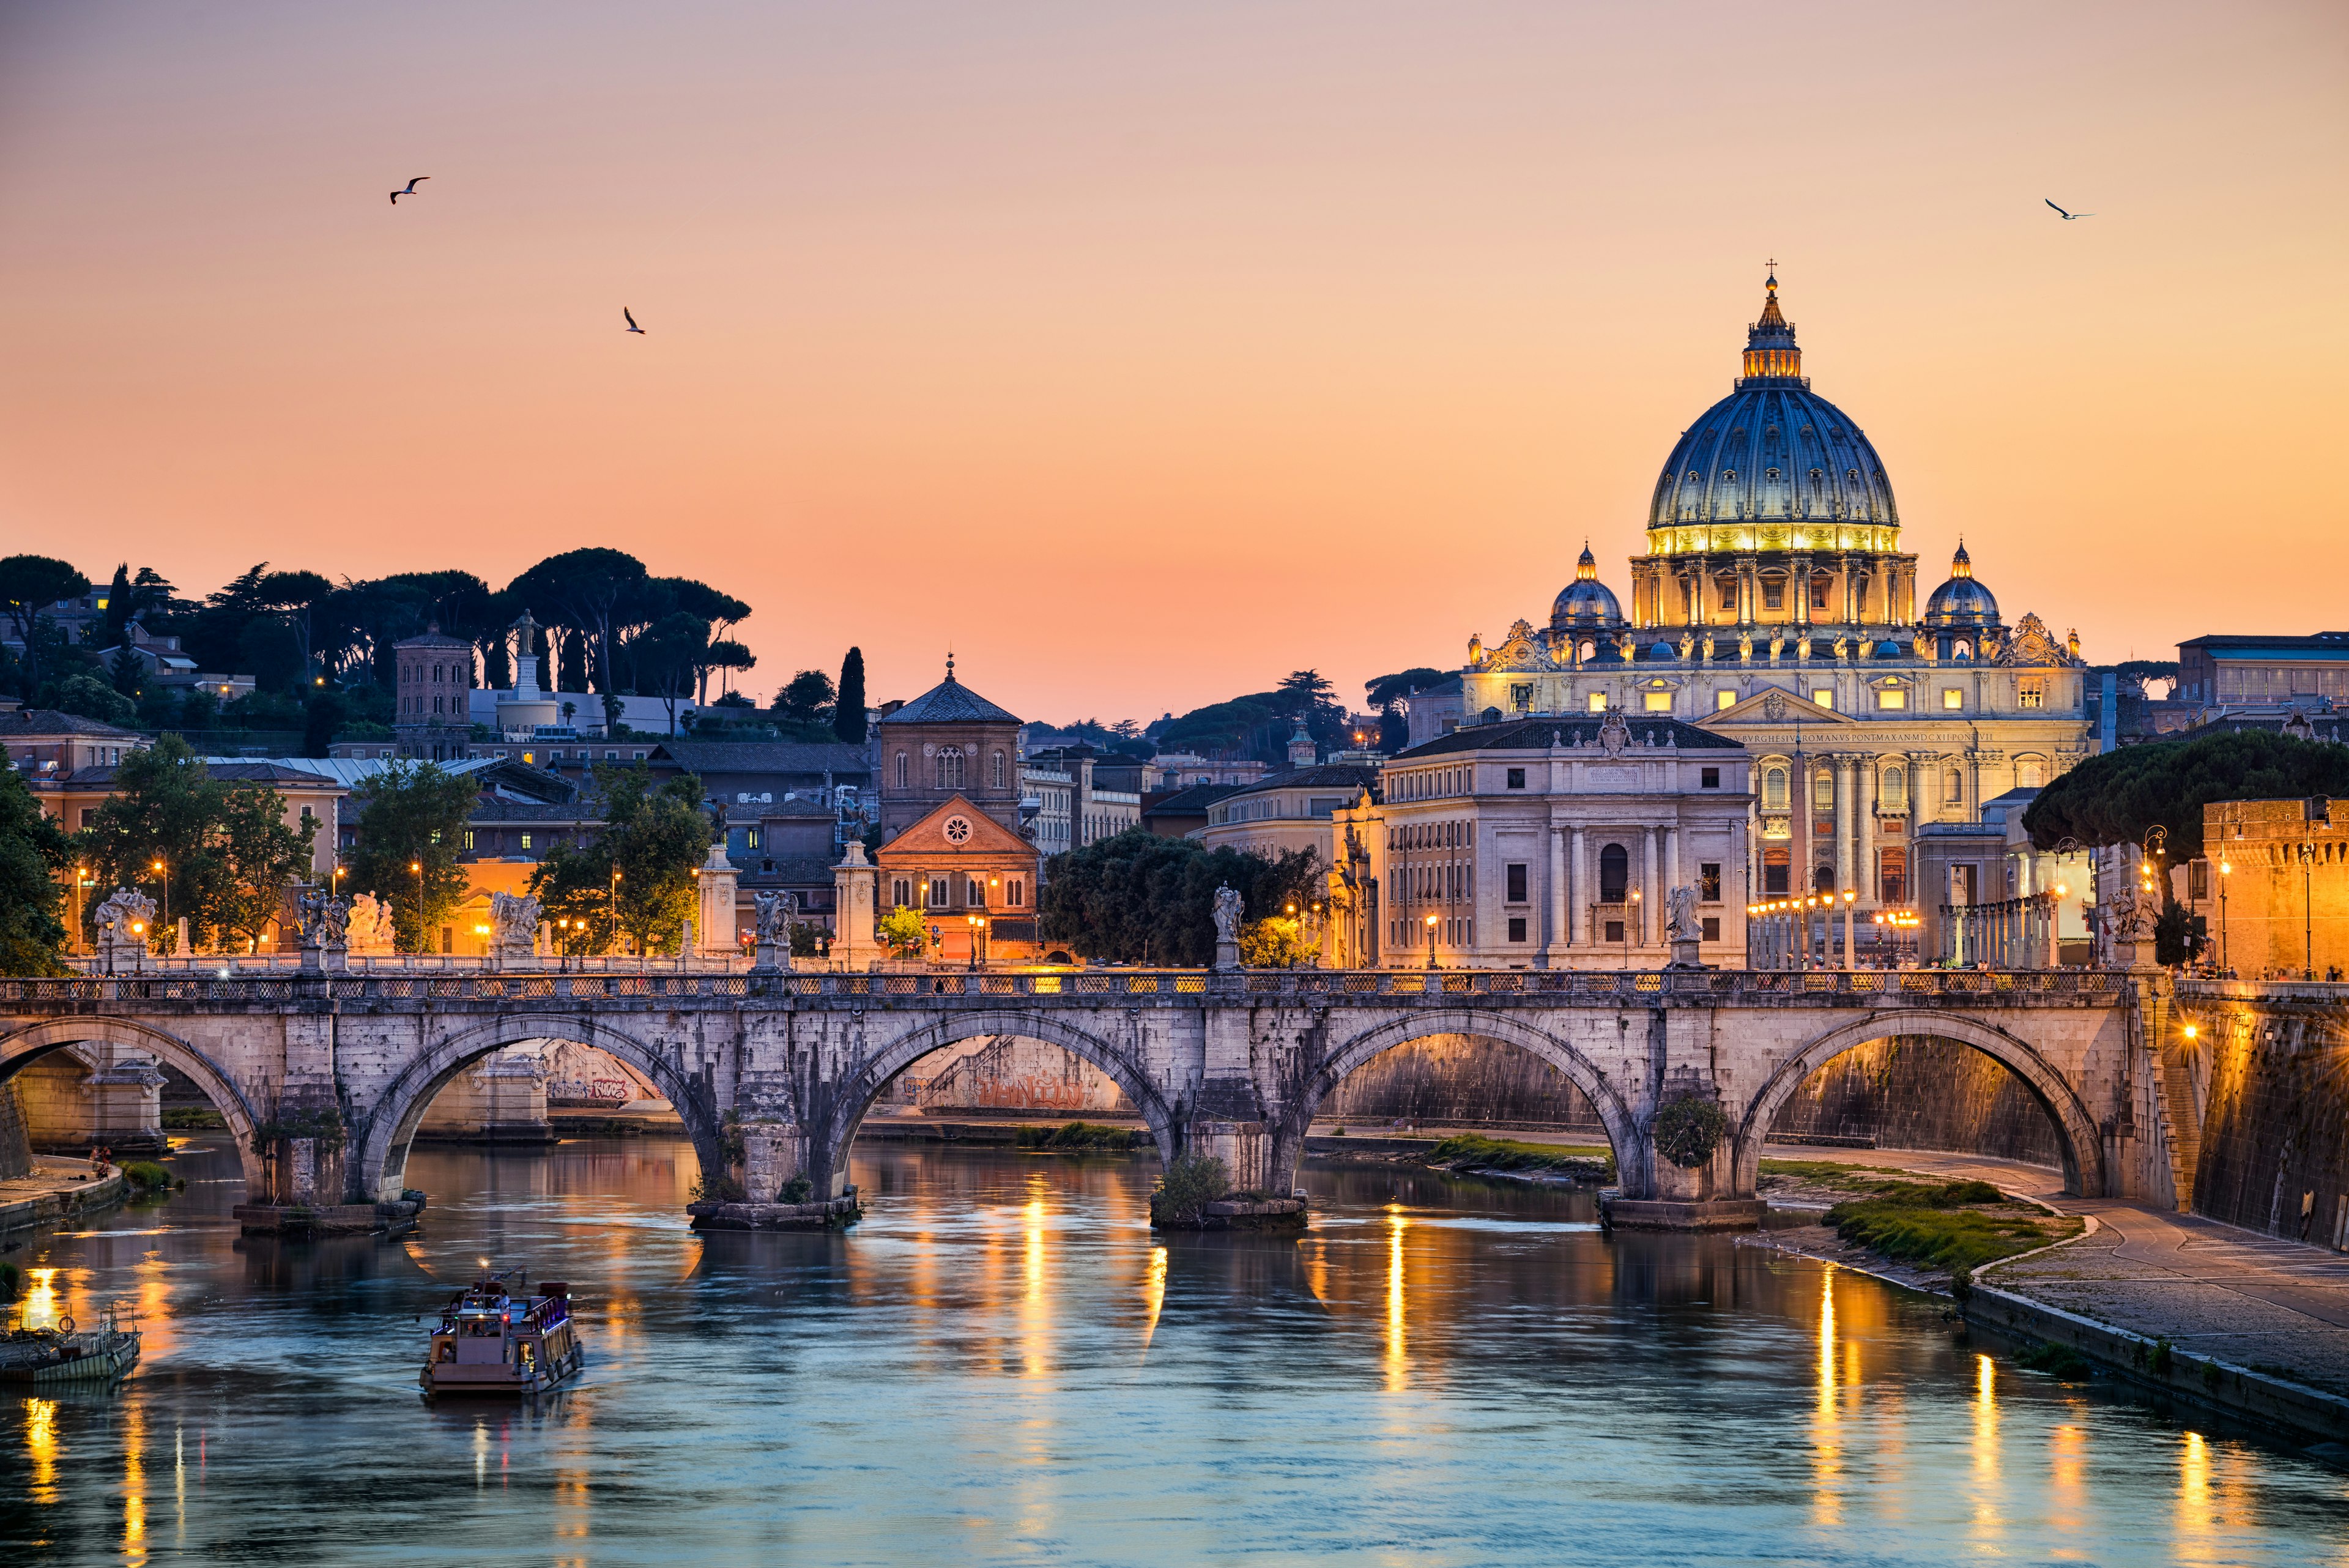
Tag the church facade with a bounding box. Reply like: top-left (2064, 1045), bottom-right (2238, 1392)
top-left (1452, 274), bottom-right (2093, 932)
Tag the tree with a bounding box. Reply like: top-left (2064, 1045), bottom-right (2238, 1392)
top-left (97, 563), bottom-right (176, 651)
top-left (0, 762), bottom-right (71, 974)
top-left (834, 647), bottom-right (867, 744)
top-left (2024, 731), bottom-right (2349, 864)
top-left (507, 549), bottom-right (648, 700)
top-left (878, 904), bottom-right (928, 957)
top-left (42, 673), bottom-right (136, 727)
top-left (774, 668), bottom-right (836, 727)
top-left (705, 640), bottom-right (757, 703)
top-left (204, 785), bottom-right (316, 954)
top-left (1364, 668), bottom-right (1450, 710)
top-left (630, 612), bottom-right (711, 735)
top-left (531, 764), bottom-right (711, 954)
top-left (0, 554), bottom-right (93, 697)
top-left (256, 569), bottom-right (335, 686)
top-left (344, 761), bottom-right (479, 953)
top-left (1036, 830), bottom-right (1321, 964)
top-left (302, 687), bottom-right (346, 759)
top-left (108, 642), bottom-right (145, 696)
top-left (78, 735), bottom-right (220, 949)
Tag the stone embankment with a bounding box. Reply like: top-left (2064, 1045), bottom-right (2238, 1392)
top-left (688, 1195), bottom-right (862, 1232)
top-left (0, 1158), bottom-right (127, 1235)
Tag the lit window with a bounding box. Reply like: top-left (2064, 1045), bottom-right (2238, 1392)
top-left (1876, 688), bottom-right (1906, 710)
top-left (1587, 693), bottom-right (1608, 713)
top-left (1716, 689), bottom-right (1737, 711)
top-left (520, 834), bottom-right (532, 850)
top-left (1644, 692), bottom-right (1672, 713)
top-left (1942, 688), bottom-right (1964, 710)
top-left (1811, 689), bottom-right (1833, 710)
top-left (1762, 767), bottom-right (1787, 809)
top-left (2018, 677), bottom-right (2045, 710)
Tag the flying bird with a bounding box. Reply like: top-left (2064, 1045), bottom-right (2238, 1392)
top-left (623, 308), bottom-right (645, 334)
top-left (2044, 199), bottom-right (2094, 220)
top-left (389, 177), bottom-right (429, 204)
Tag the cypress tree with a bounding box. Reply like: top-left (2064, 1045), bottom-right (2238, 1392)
top-left (833, 647), bottom-right (867, 744)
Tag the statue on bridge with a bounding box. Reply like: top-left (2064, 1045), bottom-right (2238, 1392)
top-left (754, 890), bottom-right (796, 945)
top-left (489, 891), bottom-right (543, 961)
top-left (344, 893), bottom-right (395, 956)
top-left (1211, 883), bottom-right (1244, 971)
top-left (93, 887), bottom-right (157, 968)
top-left (1665, 885), bottom-right (1701, 942)
top-left (295, 888), bottom-right (350, 949)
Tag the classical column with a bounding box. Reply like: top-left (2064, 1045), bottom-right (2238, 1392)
top-left (1547, 823), bottom-right (1568, 961)
top-left (1665, 822), bottom-right (1682, 899)
top-left (1793, 553), bottom-right (1813, 627)
top-left (1641, 826), bottom-right (1659, 946)
top-left (1857, 758), bottom-right (1877, 905)
top-left (1833, 755), bottom-right (1854, 898)
top-left (1570, 829), bottom-right (1589, 946)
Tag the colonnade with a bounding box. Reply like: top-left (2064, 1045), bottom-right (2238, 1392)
top-left (1942, 890), bottom-right (2065, 969)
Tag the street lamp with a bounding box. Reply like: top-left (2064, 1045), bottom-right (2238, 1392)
top-left (1424, 912), bottom-right (1438, 971)
top-left (1627, 886), bottom-right (1642, 968)
top-left (410, 860), bottom-right (423, 954)
top-left (150, 858), bottom-right (169, 953)
top-left (1841, 888), bottom-right (1858, 968)
top-left (609, 863), bottom-right (623, 956)
top-left (966, 913), bottom-right (984, 972)
top-left (2217, 860), bottom-right (2232, 973)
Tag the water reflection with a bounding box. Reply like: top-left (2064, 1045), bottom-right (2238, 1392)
top-left (0, 1132), bottom-right (2343, 1565)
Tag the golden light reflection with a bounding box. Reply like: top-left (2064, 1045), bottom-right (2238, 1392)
top-left (1812, 1269), bottom-right (1841, 1526)
top-left (1138, 1246), bottom-right (1166, 1357)
top-left (1972, 1353), bottom-right (2004, 1549)
top-left (1022, 1182), bottom-right (1050, 1381)
top-left (2177, 1430), bottom-right (2212, 1557)
top-left (174, 1424), bottom-right (185, 1549)
top-left (124, 1396), bottom-right (146, 1565)
top-left (25, 1266), bottom-right (61, 1329)
top-left (1383, 1206), bottom-right (1408, 1393)
top-left (26, 1395), bottom-right (59, 1505)
top-left (2049, 1421), bottom-right (2087, 1541)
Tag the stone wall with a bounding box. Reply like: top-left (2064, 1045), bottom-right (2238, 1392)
top-left (915, 1036), bottom-right (1132, 1117)
top-left (0, 1081), bottom-right (32, 1180)
top-left (2191, 996), bottom-right (2349, 1247)
top-left (1765, 1036), bottom-right (2063, 1167)
top-left (1321, 1035), bottom-right (1603, 1130)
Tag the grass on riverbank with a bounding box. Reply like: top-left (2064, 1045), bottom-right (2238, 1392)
top-left (1425, 1134), bottom-right (1614, 1176)
top-left (1017, 1121), bottom-right (1151, 1153)
top-left (1823, 1180), bottom-right (2077, 1274)
top-left (161, 1106), bottom-right (226, 1130)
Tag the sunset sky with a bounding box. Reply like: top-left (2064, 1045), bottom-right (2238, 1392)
top-left (2, 2), bottom-right (2343, 723)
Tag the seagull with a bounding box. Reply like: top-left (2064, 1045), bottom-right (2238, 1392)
top-left (623, 308), bottom-right (645, 334)
top-left (2045, 199), bottom-right (2094, 220)
top-left (389, 177), bottom-right (429, 204)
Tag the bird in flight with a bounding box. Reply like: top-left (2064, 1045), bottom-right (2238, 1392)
top-left (389, 177), bottom-right (429, 204)
top-left (623, 308), bottom-right (646, 335)
top-left (2045, 199), bottom-right (2094, 220)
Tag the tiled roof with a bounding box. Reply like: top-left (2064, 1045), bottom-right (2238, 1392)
top-left (0, 709), bottom-right (144, 740)
top-left (1395, 715), bottom-right (1742, 757)
top-left (469, 801), bottom-right (599, 823)
top-left (1222, 764), bottom-right (1384, 800)
top-left (879, 673), bottom-right (1022, 727)
top-left (53, 760), bottom-right (343, 790)
top-left (735, 855), bottom-right (841, 885)
top-left (651, 740), bottom-right (872, 776)
top-left (1143, 782), bottom-right (1245, 816)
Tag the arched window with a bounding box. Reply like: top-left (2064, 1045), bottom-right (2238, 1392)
top-left (894, 752), bottom-right (908, 790)
top-left (1945, 766), bottom-right (1964, 804)
top-left (1813, 864), bottom-right (1836, 894)
top-left (1813, 768), bottom-right (1835, 810)
top-left (1599, 843), bottom-right (1628, 903)
top-left (1882, 765), bottom-right (1906, 811)
top-left (1762, 766), bottom-right (1788, 809)
top-left (992, 751), bottom-right (1006, 790)
top-left (2017, 757), bottom-right (2045, 789)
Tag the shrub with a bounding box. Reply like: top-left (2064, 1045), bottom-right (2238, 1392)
top-left (122, 1161), bottom-right (172, 1192)
top-left (1017, 1121), bottom-right (1145, 1151)
top-left (1427, 1134), bottom-right (1612, 1175)
top-left (1150, 1151), bottom-right (1229, 1224)
top-left (778, 1173), bottom-right (815, 1203)
top-left (1824, 1183), bottom-right (2059, 1274)
top-left (2021, 1342), bottom-right (2092, 1380)
top-left (688, 1173), bottom-right (747, 1203)
top-left (1950, 1265), bottom-right (1973, 1305)
top-left (161, 1106), bottom-right (226, 1130)
top-left (2150, 1336), bottom-right (2174, 1376)
top-left (1653, 1095), bottom-right (1730, 1169)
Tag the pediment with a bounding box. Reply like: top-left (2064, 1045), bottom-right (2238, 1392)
top-left (1703, 685), bottom-right (1855, 728)
top-left (880, 795), bottom-right (1035, 858)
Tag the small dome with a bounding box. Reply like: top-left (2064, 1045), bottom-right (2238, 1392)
top-left (1550, 542), bottom-right (1627, 631)
top-left (1922, 541), bottom-right (2001, 628)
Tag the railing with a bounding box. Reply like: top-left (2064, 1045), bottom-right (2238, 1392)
top-left (62, 953), bottom-right (759, 976)
top-left (0, 967), bottom-right (2123, 1005)
top-left (2175, 978), bottom-right (2349, 1004)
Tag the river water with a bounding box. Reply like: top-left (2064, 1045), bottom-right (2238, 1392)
top-left (4, 1132), bottom-right (2345, 1566)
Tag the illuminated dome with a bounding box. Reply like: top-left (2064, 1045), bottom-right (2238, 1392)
top-left (1921, 541), bottom-right (2000, 628)
top-left (1550, 543), bottom-right (1626, 631)
top-left (1645, 274), bottom-right (1899, 534)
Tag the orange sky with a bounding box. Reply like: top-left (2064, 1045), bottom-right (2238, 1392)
top-left (2, 2), bottom-right (2343, 724)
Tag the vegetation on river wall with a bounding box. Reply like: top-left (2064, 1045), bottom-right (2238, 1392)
top-left (1823, 1179), bottom-right (2079, 1274)
top-left (1425, 1134), bottom-right (1613, 1180)
top-left (1018, 1121), bottom-right (1150, 1152)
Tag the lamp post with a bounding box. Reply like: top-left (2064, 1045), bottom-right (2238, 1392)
top-left (609, 864), bottom-right (623, 956)
top-left (1627, 887), bottom-right (1642, 969)
top-left (150, 858), bottom-right (169, 955)
top-left (2217, 859), bottom-right (2232, 973)
top-left (72, 866), bottom-right (91, 956)
top-left (966, 913), bottom-right (985, 972)
top-left (2298, 840), bottom-right (2317, 980)
top-left (1841, 888), bottom-right (1857, 968)
top-left (1424, 912), bottom-right (1438, 971)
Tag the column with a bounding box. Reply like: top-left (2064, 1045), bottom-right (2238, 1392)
top-left (1641, 827), bottom-right (1659, 946)
top-left (1547, 823), bottom-right (1568, 961)
top-left (1665, 822), bottom-right (1682, 899)
top-left (1572, 829), bottom-right (1589, 947)
top-left (1793, 554), bottom-right (1813, 627)
top-left (1857, 758), bottom-right (1877, 905)
top-left (1833, 755), bottom-right (1854, 897)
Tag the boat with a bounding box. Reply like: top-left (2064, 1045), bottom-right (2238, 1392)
top-left (0, 1308), bottom-right (142, 1385)
top-left (419, 1273), bottom-right (582, 1397)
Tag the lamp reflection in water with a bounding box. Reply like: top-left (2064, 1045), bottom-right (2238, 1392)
top-left (26, 1395), bottom-right (59, 1506)
top-left (1813, 1269), bottom-right (1841, 1526)
top-left (2049, 1422), bottom-right (2087, 1542)
top-left (2177, 1430), bottom-right (2213, 1559)
top-left (1384, 1205), bottom-right (1408, 1392)
top-left (1022, 1176), bottom-right (1049, 1380)
top-left (1972, 1353), bottom-right (2005, 1548)
top-left (1139, 1246), bottom-right (1167, 1356)
top-left (124, 1397), bottom-right (146, 1566)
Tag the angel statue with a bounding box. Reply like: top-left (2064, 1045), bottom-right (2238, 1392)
top-left (1666, 885), bottom-right (1701, 942)
top-left (1211, 883), bottom-right (1244, 945)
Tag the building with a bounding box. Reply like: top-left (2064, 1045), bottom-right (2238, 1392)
top-left (91, 625), bottom-right (254, 702)
top-left (1142, 752), bottom-right (1268, 790)
top-left (2176, 632), bottom-right (2349, 712)
top-left (3, 705), bottom-right (146, 784)
top-left (1139, 782), bottom-right (1244, 839)
top-left (2177, 797), bottom-right (2349, 980)
top-left (874, 795), bottom-right (1041, 964)
top-left (1910, 788), bottom-right (2092, 968)
top-left (1196, 763), bottom-right (1383, 861)
top-left (390, 625), bottom-right (477, 762)
top-left (1450, 272), bottom-right (2092, 931)
top-left (1329, 711), bottom-right (1751, 969)
top-left (1022, 745), bottom-right (1141, 862)
top-left (875, 660), bottom-right (1025, 843)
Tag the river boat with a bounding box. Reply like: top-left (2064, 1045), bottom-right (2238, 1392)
top-left (420, 1273), bottom-right (582, 1397)
top-left (0, 1308), bottom-right (141, 1385)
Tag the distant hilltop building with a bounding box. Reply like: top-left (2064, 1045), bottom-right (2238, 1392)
top-left (1368, 272), bottom-right (2096, 962)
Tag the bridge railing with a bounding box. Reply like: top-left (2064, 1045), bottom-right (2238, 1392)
top-left (0, 967), bottom-right (2124, 1005)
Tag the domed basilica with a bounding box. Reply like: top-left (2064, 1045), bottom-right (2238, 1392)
top-left (1458, 273), bottom-right (2092, 918)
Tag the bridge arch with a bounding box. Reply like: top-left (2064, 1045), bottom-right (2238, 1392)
top-left (814, 1010), bottom-right (1180, 1191)
top-left (1290, 1011), bottom-right (1641, 1196)
top-left (1731, 1009), bottom-right (2106, 1198)
top-left (351, 1013), bottom-right (726, 1205)
top-left (0, 1016), bottom-right (267, 1194)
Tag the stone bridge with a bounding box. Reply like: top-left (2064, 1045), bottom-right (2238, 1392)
top-left (0, 967), bottom-right (2174, 1228)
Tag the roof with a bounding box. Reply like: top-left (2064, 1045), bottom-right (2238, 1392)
top-left (877, 795), bottom-right (1036, 862)
top-left (1222, 764), bottom-right (1384, 799)
top-left (1143, 782), bottom-right (1246, 816)
top-left (57, 760), bottom-right (343, 790)
top-left (2178, 633), bottom-right (2349, 662)
top-left (649, 740), bottom-right (872, 776)
top-left (0, 709), bottom-right (144, 740)
top-left (878, 670), bottom-right (1022, 727)
top-left (736, 855), bottom-right (842, 886)
top-left (253, 756), bottom-right (505, 790)
top-left (469, 801), bottom-right (599, 823)
top-left (1396, 715), bottom-right (1742, 757)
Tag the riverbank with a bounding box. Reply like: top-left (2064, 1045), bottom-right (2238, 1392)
top-left (0, 1157), bottom-right (127, 1236)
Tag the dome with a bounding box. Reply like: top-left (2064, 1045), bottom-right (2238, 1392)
top-left (1550, 543), bottom-right (1626, 631)
top-left (1922, 541), bottom-right (2000, 627)
top-left (1645, 275), bottom-right (1898, 533)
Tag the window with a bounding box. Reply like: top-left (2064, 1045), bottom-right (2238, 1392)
top-left (1604, 920), bottom-right (1625, 943)
top-left (938, 750), bottom-right (965, 790)
top-left (1699, 863), bottom-right (1722, 901)
top-left (1716, 689), bottom-right (1737, 711)
top-left (463, 830), bottom-right (475, 850)
top-left (1813, 769), bottom-right (1835, 810)
top-left (927, 878), bottom-right (948, 907)
top-left (2018, 677), bottom-right (2045, 710)
top-left (1508, 916), bottom-right (1527, 943)
top-left (633, 751), bottom-right (645, 760)
top-left (1701, 767), bottom-right (1720, 789)
top-left (1505, 767), bottom-right (1525, 790)
top-left (1506, 863), bottom-right (1528, 902)
top-left (1876, 688), bottom-right (1906, 710)
top-left (1701, 917), bottom-right (1720, 942)
top-left (1763, 848), bottom-right (1791, 894)
top-left (1942, 688), bottom-right (1964, 711)
top-left (1006, 878), bottom-right (1023, 907)
top-left (967, 877), bottom-right (985, 905)
top-left (1718, 581), bottom-right (1738, 611)
top-left (992, 751), bottom-right (1006, 789)
top-left (2190, 861), bottom-right (2209, 901)
top-left (1762, 766), bottom-right (1788, 809)
top-left (1883, 766), bottom-right (1906, 811)
top-left (1879, 848), bottom-right (1907, 904)
top-left (1587, 693), bottom-right (1608, 713)
top-left (606, 751), bottom-right (618, 760)
top-left (1510, 683), bottom-right (1534, 712)
top-left (1811, 579), bottom-right (1831, 610)
top-left (1811, 689), bottom-right (1833, 710)
top-left (1599, 842), bottom-right (1628, 902)
top-left (1644, 691), bottom-right (1672, 712)
top-left (893, 878), bottom-right (911, 908)
top-left (1763, 581), bottom-right (1784, 610)
top-left (2017, 758), bottom-right (2046, 789)
top-left (520, 833), bottom-right (532, 850)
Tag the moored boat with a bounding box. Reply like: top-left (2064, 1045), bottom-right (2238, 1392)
top-left (420, 1273), bottom-right (582, 1397)
top-left (0, 1308), bottom-right (142, 1385)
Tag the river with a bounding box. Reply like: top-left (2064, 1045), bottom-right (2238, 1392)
top-left (3, 1132), bottom-right (2344, 1565)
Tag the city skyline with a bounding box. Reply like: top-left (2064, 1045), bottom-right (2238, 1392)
top-left (2, 2), bottom-right (2343, 721)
